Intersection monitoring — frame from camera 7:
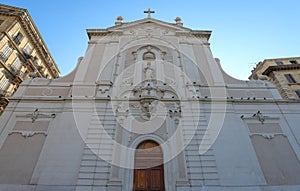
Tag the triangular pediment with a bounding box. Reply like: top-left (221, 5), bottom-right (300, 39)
top-left (107, 17), bottom-right (191, 32)
top-left (87, 17), bottom-right (211, 40)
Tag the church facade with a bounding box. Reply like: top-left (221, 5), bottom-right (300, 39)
top-left (0, 14), bottom-right (300, 191)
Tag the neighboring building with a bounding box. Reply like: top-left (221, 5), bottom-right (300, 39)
top-left (249, 57), bottom-right (300, 99)
top-left (1, 12), bottom-right (300, 191)
top-left (0, 4), bottom-right (60, 114)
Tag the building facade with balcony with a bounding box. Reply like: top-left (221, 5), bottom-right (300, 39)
top-left (0, 4), bottom-right (60, 114)
top-left (249, 57), bottom-right (300, 99)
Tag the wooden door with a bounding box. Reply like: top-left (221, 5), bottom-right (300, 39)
top-left (133, 141), bottom-right (165, 191)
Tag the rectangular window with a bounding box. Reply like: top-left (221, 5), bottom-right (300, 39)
top-left (296, 90), bottom-right (300, 98)
top-left (24, 43), bottom-right (32, 54)
top-left (290, 60), bottom-right (298, 65)
top-left (285, 74), bottom-right (296, 83)
top-left (13, 32), bottom-right (23, 45)
top-left (11, 58), bottom-right (22, 71)
top-left (0, 46), bottom-right (13, 62)
top-left (275, 61), bottom-right (283, 65)
top-left (0, 20), bottom-right (3, 25)
top-left (0, 76), bottom-right (9, 90)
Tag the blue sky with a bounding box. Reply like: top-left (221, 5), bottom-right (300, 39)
top-left (2, 0), bottom-right (300, 80)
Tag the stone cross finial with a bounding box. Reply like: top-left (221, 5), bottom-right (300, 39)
top-left (144, 8), bottom-right (155, 18)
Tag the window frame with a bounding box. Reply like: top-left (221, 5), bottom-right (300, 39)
top-left (13, 32), bottom-right (23, 45)
top-left (290, 60), bottom-right (298, 65)
top-left (295, 90), bottom-right (300, 98)
top-left (0, 75), bottom-right (10, 90)
top-left (284, 74), bottom-right (296, 83)
top-left (0, 45), bottom-right (13, 62)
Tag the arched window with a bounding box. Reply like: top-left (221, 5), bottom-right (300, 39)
top-left (133, 140), bottom-right (165, 191)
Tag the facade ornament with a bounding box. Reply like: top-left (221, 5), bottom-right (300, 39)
top-left (250, 133), bottom-right (287, 140)
top-left (27, 109), bottom-right (56, 123)
top-left (115, 16), bottom-right (124, 26)
top-left (175, 17), bottom-right (183, 26)
top-left (144, 62), bottom-right (154, 80)
top-left (174, 117), bottom-right (180, 124)
top-left (117, 16), bottom-right (123, 21)
top-left (116, 102), bottom-right (129, 114)
top-left (160, 51), bottom-right (166, 60)
top-left (117, 116), bottom-right (127, 126)
top-left (253, 111), bottom-right (265, 124)
top-left (132, 51), bottom-right (137, 61)
top-left (99, 87), bottom-right (110, 94)
top-left (168, 102), bottom-right (181, 118)
top-left (144, 8), bottom-right (155, 18)
top-left (9, 131), bottom-right (47, 138)
top-left (140, 99), bottom-right (155, 120)
top-left (240, 110), bottom-right (270, 124)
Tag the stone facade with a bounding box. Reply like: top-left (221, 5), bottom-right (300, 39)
top-left (0, 4), bottom-right (60, 114)
top-left (249, 57), bottom-right (300, 99)
top-left (0, 15), bottom-right (300, 191)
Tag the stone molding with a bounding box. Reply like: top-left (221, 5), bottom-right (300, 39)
top-left (14, 109), bottom-right (56, 123)
top-left (8, 130), bottom-right (47, 137)
top-left (250, 133), bottom-right (287, 139)
top-left (240, 110), bottom-right (279, 124)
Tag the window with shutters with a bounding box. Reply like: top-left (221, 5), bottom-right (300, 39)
top-left (24, 43), bottom-right (32, 54)
top-left (11, 58), bottom-right (22, 71)
top-left (0, 76), bottom-right (9, 90)
top-left (0, 46), bottom-right (13, 62)
top-left (13, 32), bottom-right (23, 45)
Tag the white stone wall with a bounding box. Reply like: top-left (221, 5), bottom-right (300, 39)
top-left (0, 18), bottom-right (299, 191)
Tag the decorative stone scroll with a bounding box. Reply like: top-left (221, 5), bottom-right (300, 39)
top-left (240, 110), bottom-right (279, 124)
top-left (16, 109), bottom-right (56, 123)
top-left (30, 109), bottom-right (56, 123)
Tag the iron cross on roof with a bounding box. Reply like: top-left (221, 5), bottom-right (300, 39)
top-left (144, 8), bottom-right (155, 18)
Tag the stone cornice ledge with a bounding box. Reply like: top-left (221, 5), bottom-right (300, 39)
top-left (87, 29), bottom-right (123, 39)
top-left (263, 64), bottom-right (300, 76)
top-left (173, 30), bottom-right (212, 40)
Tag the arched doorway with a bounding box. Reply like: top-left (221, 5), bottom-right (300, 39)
top-left (133, 140), bottom-right (165, 191)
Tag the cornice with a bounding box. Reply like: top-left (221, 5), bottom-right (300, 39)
top-left (250, 57), bottom-right (300, 78)
top-left (191, 30), bottom-right (211, 40)
top-left (86, 29), bottom-right (124, 40)
top-left (106, 17), bottom-right (192, 31)
top-left (0, 4), bottom-right (26, 17)
top-left (87, 29), bottom-right (109, 39)
top-left (262, 64), bottom-right (300, 76)
top-left (87, 17), bottom-right (212, 41)
top-left (0, 4), bottom-right (60, 77)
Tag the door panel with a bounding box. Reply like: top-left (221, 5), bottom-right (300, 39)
top-left (136, 170), bottom-right (147, 189)
top-left (133, 141), bottom-right (165, 191)
top-left (150, 168), bottom-right (161, 189)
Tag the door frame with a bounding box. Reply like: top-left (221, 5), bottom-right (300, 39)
top-left (124, 135), bottom-right (175, 191)
top-left (133, 140), bottom-right (165, 191)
